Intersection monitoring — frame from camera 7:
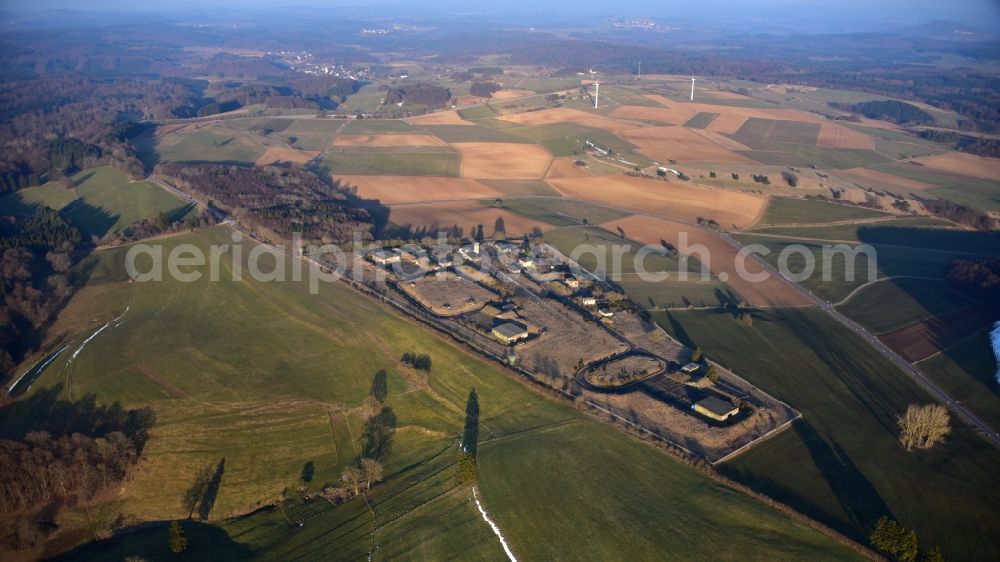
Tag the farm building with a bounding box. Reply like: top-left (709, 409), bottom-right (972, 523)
top-left (581, 296), bottom-right (597, 307)
top-left (371, 250), bottom-right (401, 265)
top-left (681, 362), bottom-right (701, 374)
top-left (693, 396), bottom-right (739, 421)
top-left (492, 322), bottom-right (529, 345)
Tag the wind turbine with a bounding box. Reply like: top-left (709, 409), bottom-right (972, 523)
top-left (690, 76), bottom-right (696, 101)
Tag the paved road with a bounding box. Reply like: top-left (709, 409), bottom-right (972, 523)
top-left (518, 194), bottom-right (1000, 447)
top-left (718, 231), bottom-right (1000, 447)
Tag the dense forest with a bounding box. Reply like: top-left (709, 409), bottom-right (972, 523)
top-left (382, 83), bottom-right (451, 107)
top-left (0, 78), bottom-right (198, 192)
top-left (0, 208), bottom-right (84, 375)
top-left (0, 388), bottom-right (155, 550)
top-left (155, 163), bottom-right (376, 244)
top-left (469, 81), bottom-right (502, 98)
top-left (830, 100), bottom-right (933, 124)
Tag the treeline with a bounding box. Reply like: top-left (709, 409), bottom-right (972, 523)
top-left (918, 130), bottom-right (1000, 158)
top-left (382, 83), bottom-right (451, 107)
top-left (0, 208), bottom-right (83, 375)
top-left (155, 163), bottom-right (376, 244)
top-left (923, 198), bottom-right (995, 230)
top-left (831, 100), bottom-right (933, 124)
top-left (0, 77), bottom-right (198, 192)
top-left (948, 258), bottom-right (999, 303)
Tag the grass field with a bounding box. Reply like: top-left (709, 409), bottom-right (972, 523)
top-left (683, 112), bottom-right (720, 129)
top-left (30, 227), bottom-right (860, 561)
top-left (420, 124), bottom-right (532, 144)
top-left (730, 234), bottom-right (969, 302)
top-left (0, 167), bottom-right (193, 238)
top-left (506, 122), bottom-right (634, 157)
top-left (340, 119), bottom-right (417, 134)
top-left (740, 146), bottom-right (888, 169)
top-left (837, 277), bottom-right (977, 334)
top-left (134, 126), bottom-right (264, 167)
top-left (316, 151), bottom-right (461, 177)
top-left (866, 162), bottom-right (1000, 211)
top-left (759, 197), bottom-right (889, 225)
top-left (500, 198), bottom-right (631, 227)
top-left (732, 118), bottom-right (821, 150)
top-left (916, 325), bottom-right (1000, 431)
top-left (457, 105), bottom-right (499, 120)
top-left (747, 217), bottom-right (956, 241)
top-left (654, 308), bottom-right (1000, 562)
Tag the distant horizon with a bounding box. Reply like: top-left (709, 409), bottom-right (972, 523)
top-left (2, 1), bottom-right (999, 34)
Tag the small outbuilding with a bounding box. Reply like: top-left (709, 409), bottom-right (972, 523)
top-left (692, 396), bottom-right (739, 421)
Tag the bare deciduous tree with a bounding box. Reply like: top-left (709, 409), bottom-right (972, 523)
top-left (341, 466), bottom-right (362, 497)
top-left (360, 458), bottom-right (383, 490)
top-left (898, 404), bottom-right (950, 451)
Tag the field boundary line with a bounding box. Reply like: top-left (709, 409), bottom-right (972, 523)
top-left (713, 413), bottom-right (802, 465)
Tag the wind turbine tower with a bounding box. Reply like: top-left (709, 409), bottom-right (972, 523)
top-left (690, 76), bottom-right (696, 101)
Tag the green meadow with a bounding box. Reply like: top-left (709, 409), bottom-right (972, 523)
top-left (30, 227), bottom-right (859, 561)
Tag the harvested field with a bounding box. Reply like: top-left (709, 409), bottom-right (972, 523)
top-left (547, 175), bottom-right (766, 229)
top-left (497, 108), bottom-right (640, 134)
top-left (491, 89), bottom-right (534, 100)
top-left (911, 152), bottom-right (1000, 181)
top-left (407, 110), bottom-right (474, 125)
top-left (546, 157), bottom-right (593, 179)
top-left (388, 200), bottom-right (555, 235)
top-left (254, 147), bottom-right (319, 165)
top-left (332, 134), bottom-right (446, 147)
top-left (878, 307), bottom-right (998, 362)
top-left (841, 167), bottom-right (934, 191)
top-left (454, 142), bottom-right (553, 179)
top-left (618, 126), bottom-right (755, 163)
top-left (335, 175), bottom-right (503, 204)
top-left (453, 95), bottom-right (483, 106)
top-left (601, 214), bottom-right (813, 307)
top-left (399, 271), bottom-right (496, 317)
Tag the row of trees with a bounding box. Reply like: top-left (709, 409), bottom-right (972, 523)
top-left (401, 352), bottom-right (432, 371)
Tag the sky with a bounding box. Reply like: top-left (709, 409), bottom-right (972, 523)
top-left (2, 0), bottom-right (999, 32)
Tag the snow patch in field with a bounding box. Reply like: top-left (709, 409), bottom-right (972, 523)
top-left (472, 486), bottom-right (517, 562)
top-left (69, 323), bottom-right (109, 363)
